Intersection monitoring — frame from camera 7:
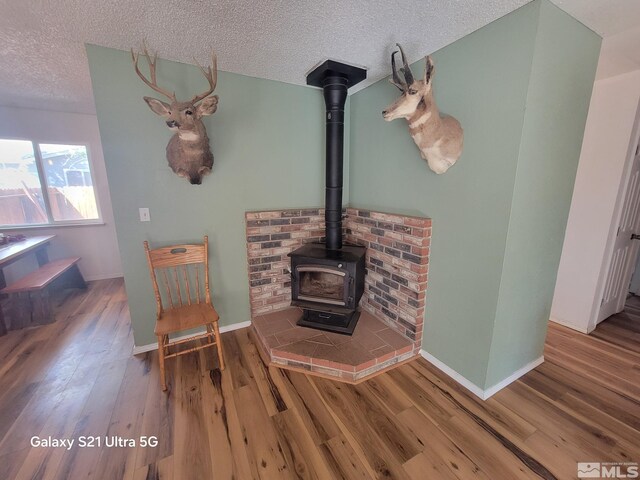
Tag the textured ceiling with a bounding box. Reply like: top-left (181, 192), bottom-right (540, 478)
top-left (552, 0), bottom-right (640, 36)
top-left (0, 0), bottom-right (638, 114)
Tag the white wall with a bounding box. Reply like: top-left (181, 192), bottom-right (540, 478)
top-left (0, 106), bottom-right (122, 282)
top-left (551, 69), bottom-right (640, 333)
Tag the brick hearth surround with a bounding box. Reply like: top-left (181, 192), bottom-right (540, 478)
top-left (245, 207), bottom-right (431, 349)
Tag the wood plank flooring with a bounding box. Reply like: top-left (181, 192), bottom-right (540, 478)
top-left (0, 278), bottom-right (638, 479)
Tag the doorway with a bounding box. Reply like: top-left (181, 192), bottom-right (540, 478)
top-left (596, 101), bottom-right (640, 327)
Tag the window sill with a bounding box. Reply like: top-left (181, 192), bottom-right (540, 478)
top-left (1, 221), bottom-right (106, 231)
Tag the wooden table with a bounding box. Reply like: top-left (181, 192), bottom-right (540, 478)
top-left (0, 235), bottom-right (55, 334)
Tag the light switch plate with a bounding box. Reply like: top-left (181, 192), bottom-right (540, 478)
top-left (139, 208), bottom-right (151, 222)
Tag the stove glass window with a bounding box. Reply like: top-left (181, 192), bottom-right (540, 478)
top-left (298, 267), bottom-right (346, 303)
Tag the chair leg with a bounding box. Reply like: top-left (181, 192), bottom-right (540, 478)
top-left (212, 321), bottom-right (225, 371)
top-left (157, 334), bottom-right (167, 391)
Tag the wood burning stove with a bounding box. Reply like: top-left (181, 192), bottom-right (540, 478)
top-left (289, 244), bottom-right (365, 335)
top-left (289, 60), bottom-right (367, 335)
top-left (287, 60), bottom-right (368, 335)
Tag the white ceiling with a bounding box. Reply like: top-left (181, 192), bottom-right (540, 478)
top-left (595, 25), bottom-right (640, 80)
top-left (0, 0), bottom-right (638, 115)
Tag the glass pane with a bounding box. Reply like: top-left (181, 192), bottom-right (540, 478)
top-left (0, 139), bottom-right (47, 226)
top-left (39, 144), bottom-right (99, 221)
top-left (299, 270), bottom-right (344, 300)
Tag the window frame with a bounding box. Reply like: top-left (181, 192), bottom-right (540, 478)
top-left (0, 137), bottom-right (104, 229)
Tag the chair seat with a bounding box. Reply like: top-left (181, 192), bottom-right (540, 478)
top-left (155, 303), bottom-right (220, 335)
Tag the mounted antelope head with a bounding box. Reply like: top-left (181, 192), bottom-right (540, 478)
top-left (131, 44), bottom-right (219, 185)
top-left (382, 44), bottom-right (463, 174)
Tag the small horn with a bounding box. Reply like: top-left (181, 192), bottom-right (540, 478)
top-left (396, 43), bottom-right (414, 85)
top-left (424, 55), bottom-right (434, 83)
top-left (390, 51), bottom-right (406, 91)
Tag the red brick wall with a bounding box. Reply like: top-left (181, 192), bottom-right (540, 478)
top-left (344, 208), bottom-right (430, 346)
top-left (245, 207), bottom-right (431, 346)
top-left (246, 208), bottom-right (326, 316)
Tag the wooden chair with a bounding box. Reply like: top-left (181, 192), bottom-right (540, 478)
top-left (144, 236), bottom-right (224, 391)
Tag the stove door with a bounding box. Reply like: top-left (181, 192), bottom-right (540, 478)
top-left (296, 265), bottom-right (348, 306)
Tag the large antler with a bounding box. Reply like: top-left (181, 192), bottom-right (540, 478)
top-left (390, 51), bottom-right (406, 91)
top-left (190, 51), bottom-right (218, 104)
top-left (131, 42), bottom-right (176, 102)
top-left (396, 43), bottom-right (414, 86)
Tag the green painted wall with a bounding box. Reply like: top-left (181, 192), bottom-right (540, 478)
top-left (88, 0), bottom-right (600, 389)
top-left (485, 1), bottom-right (601, 388)
top-left (86, 44), bottom-right (333, 346)
top-left (348, 2), bottom-right (541, 387)
top-left (348, 0), bottom-right (600, 389)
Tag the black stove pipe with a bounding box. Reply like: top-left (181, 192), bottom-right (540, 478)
top-left (307, 60), bottom-right (366, 251)
top-left (322, 75), bottom-right (348, 251)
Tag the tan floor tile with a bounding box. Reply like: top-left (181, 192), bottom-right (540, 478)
top-left (357, 310), bottom-right (390, 332)
top-left (263, 334), bottom-right (281, 348)
top-left (275, 326), bottom-right (321, 346)
top-left (322, 330), bottom-right (353, 346)
top-left (252, 306), bottom-right (415, 381)
top-left (275, 339), bottom-right (320, 359)
top-left (253, 308), bottom-right (301, 335)
top-left (305, 333), bottom-right (334, 346)
top-left (375, 327), bottom-right (413, 350)
top-left (351, 326), bottom-right (389, 352)
top-left (313, 342), bottom-right (375, 366)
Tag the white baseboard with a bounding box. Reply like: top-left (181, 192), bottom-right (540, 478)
top-left (549, 316), bottom-right (591, 334)
top-left (482, 355), bottom-right (544, 399)
top-left (132, 320), bottom-right (252, 355)
top-left (419, 350), bottom-right (544, 400)
top-left (419, 350), bottom-right (486, 399)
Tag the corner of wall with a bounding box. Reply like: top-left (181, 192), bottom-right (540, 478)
top-left (485, 0), bottom-right (601, 388)
top-left (87, 44), bottom-right (329, 346)
top-left (347, 0), bottom-right (546, 390)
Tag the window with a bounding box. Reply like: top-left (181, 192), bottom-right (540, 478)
top-left (0, 139), bottom-right (101, 227)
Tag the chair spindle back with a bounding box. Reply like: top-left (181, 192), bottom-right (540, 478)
top-left (144, 236), bottom-right (211, 314)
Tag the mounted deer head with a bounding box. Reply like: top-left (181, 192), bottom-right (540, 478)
top-left (382, 44), bottom-right (463, 174)
top-left (131, 43), bottom-right (219, 185)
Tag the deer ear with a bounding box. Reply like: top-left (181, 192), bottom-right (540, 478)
top-left (144, 97), bottom-right (171, 117)
top-left (197, 95), bottom-right (219, 117)
top-left (424, 56), bottom-right (434, 83)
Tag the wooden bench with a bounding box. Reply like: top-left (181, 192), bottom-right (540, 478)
top-left (1, 257), bottom-right (86, 330)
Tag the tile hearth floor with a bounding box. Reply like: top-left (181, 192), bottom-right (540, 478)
top-left (252, 307), bottom-right (418, 382)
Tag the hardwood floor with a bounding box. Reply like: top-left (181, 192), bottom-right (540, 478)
top-left (0, 278), bottom-right (638, 479)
